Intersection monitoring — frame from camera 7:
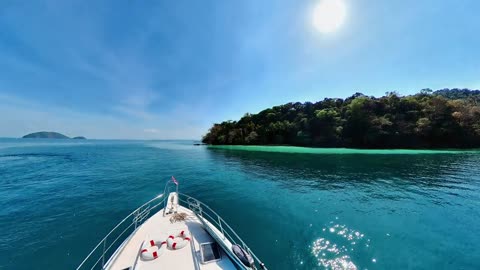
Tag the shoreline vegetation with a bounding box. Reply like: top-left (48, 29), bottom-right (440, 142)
top-left (202, 89), bottom-right (480, 149)
top-left (208, 145), bottom-right (479, 154)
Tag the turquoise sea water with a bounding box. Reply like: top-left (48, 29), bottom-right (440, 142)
top-left (1, 139), bottom-right (479, 270)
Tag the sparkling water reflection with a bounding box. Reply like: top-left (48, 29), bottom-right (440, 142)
top-left (311, 221), bottom-right (370, 270)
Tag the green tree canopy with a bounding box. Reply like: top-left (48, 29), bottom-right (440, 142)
top-left (202, 89), bottom-right (480, 148)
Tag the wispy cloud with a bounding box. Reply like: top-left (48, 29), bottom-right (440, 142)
top-left (143, 128), bottom-right (160, 134)
top-left (0, 93), bottom-right (203, 139)
top-left (112, 89), bottom-right (160, 120)
top-left (0, 1), bottom-right (171, 123)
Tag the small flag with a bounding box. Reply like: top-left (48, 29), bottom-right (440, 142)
top-left (171, 176), bottom-right (178, 185)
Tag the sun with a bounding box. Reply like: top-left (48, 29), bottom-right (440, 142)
top-left (312, 0), bottom-right (347, 34)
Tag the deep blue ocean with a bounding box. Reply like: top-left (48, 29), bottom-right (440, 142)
top-left (0, 139), bottom-right (479, 270)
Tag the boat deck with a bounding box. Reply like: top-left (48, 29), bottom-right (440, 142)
top-left (105, 196), bottom-right (237, 270)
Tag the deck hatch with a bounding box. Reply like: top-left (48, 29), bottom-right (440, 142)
top-left (200, 242), bottom-right (221, 263)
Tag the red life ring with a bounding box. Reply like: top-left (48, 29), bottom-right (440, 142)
top-left (140, 239), bottom-right (167, 260)
top-left (167, 230), bottom-right (191, 250)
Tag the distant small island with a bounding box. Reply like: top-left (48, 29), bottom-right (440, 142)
top-left (73, 136), bottom-right (87, 140)
top-left (22, 131), bottom-right (86, 140)
top-left (202, 88), bottom-right (480, 149)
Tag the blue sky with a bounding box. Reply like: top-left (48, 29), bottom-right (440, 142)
top-left (0, 0), bottom-right (479, 139)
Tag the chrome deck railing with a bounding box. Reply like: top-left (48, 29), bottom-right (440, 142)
top-left (76, 190), bottom-right (267, 270)
top-left (178, 193), bottom-right (267, 270)
top-left (76, 194), bottom-right (167, 270)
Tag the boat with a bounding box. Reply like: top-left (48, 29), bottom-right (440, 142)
top-left (76, 177), bottom-right (268, 270)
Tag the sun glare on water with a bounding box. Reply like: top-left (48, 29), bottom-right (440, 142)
top-left (313, 0), bottom-right (347, 34)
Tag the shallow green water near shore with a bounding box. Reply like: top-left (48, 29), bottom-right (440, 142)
top-left (209, 145), bottom-right (480, 154)
top-left (1, 139), bottom-right (479, 269)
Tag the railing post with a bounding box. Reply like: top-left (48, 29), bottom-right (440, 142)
top-left (134, 210), bottom-right (138, 229)
top-left (102, 239), bottom-right (106, 267)
top-left (218, 216), bottom-right (224, 238)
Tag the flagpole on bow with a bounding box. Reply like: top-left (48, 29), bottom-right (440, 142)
top-left (172, 176), bottom-right (179, 194)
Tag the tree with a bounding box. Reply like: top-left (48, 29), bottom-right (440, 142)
top-left (245, 131), bottom-right (258, 144)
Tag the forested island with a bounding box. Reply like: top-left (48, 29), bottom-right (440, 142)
top-left (22, 132), bottom-right (86, 139)
top-left (202, 89), bottom-right (480, 148)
